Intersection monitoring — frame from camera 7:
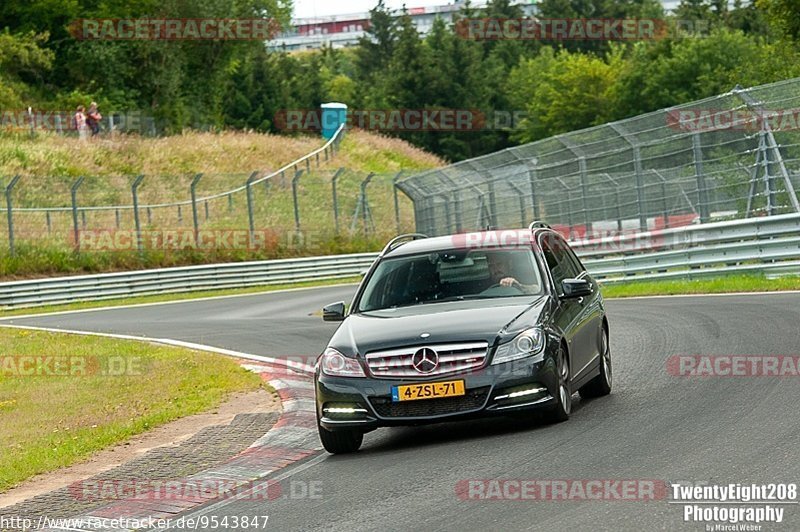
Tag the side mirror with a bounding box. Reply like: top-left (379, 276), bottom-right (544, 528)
top-left (561, 278), bottom-right (592, 299)
top-left (322, 301), bottom-right (346, 322)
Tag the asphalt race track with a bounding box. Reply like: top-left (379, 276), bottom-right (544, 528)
top-left (3, 288), bottom-right (800, 531)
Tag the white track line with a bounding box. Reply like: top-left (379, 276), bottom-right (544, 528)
top-left (0, 323), bottom-right (315, 375)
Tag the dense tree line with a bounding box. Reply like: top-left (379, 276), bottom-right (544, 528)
top-left (1, 0), bottom-right (799, 162)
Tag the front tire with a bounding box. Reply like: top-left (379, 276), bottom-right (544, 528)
top-left (318, 424), bottom-right (363, 454)
top-left (579, 326), bottom-right (612, 399)
top-left (543, 344), bottom-right (571, 423)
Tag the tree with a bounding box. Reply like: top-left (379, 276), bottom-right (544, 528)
top-left (0, 30), bottom-right (53, 108)
top-left (756, 0), bottom-right (800, 41)
top-left (507, 47), bottom-right (618, 142)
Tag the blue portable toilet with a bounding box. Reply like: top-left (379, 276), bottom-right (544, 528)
top-left (321, 102), bottom-right (347, 140)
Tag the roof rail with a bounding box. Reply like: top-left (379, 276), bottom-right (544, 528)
top-left (528, 221), bottom-right (552, 231)
top-left (381, 233), bottom-right (429, 255)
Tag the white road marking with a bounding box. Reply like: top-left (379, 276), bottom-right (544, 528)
top-left (0, 323), bottom-right (315, 375)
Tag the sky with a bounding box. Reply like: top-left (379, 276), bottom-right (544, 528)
top-left (292, 0), bottom-right (463, 19)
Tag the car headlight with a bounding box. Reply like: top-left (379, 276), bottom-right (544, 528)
top-left (319, 348), bottom-right (366, 378)
top-left (491, 328), bottom-right (546, 365)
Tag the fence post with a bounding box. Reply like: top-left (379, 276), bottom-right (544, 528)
top-left (246, 171), bottom-right (259, 248)
top-left (356, 173), bottom-right (376, 236)
top-left (292, 169), bottom-right (304, 233)
top-left (4, 175), bottom-right (21, 257)
top-left (440, 194), bottom-right (452, 234)
top-left (131, 175), bottom-right (145, 252)
top-left (734, 85), bottom-right (800, 214)
top-left (632, 145), bottom-right (647, 231)
top-left (578, 156), bottom-right (592, 235)
top-left (692, 133), bottom-right (711, 223)
top-left (70, 176), bottom-right (85, 251)
top-left (28, 108), bottom-right (35, 138)
top-left (527, 160), bottom-right (540, 220)
top-left (487, 178), bottom-right (498, 229)
top-left (608, 124), bottom-right (647, 231)
top-left (651, 170), bottom-right (670, 228)
top-left (509, 182), bottom-right (527, 227)
top-left (190, 173), bottom-right (203, 245)
top-left (392, 170), bottom-right (404, 234)
top-left (46, 212), bottom-right (51, 233)
top-left (331, 168), bottom-right (344, 233)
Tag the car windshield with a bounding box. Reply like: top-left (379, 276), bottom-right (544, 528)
top-left (357, 249), bottom-right (544, 312)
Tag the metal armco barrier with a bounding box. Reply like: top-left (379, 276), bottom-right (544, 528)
top-left (1, 214), bottom-right (799, 309)
top-left (0, 253), bottom-right (378, 309)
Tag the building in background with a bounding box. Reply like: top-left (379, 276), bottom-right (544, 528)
top-left (269, 1), bottom-right (538, 51)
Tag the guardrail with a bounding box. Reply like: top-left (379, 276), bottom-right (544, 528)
top-left (1, 214), bottom-right (799, 308)
top-left (0, 253), bottom-right (378, 309)
top-left (576, 212), bottom-right (800, 283)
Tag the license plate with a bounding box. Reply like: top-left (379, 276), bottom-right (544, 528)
top-left (391, 380), bottom-right (466, 402)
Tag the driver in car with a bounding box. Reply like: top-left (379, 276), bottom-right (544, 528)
top-left (486, 252), bottom-right (538, 294)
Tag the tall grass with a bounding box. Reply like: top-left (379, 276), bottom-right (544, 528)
top-left (0, 130), bottom-right (443, 278)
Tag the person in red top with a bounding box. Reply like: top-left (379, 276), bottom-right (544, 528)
top-left (86, 102), bottom-right (102, 137)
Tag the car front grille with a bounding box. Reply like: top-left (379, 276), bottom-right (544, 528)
top-left (365, 342), bottom-right (489, 379)
top-left (369, 387), bottom-right (490, 418)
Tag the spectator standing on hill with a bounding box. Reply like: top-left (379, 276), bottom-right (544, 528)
top-left (73, 105), bottom-right (87, 141)
top-left (86, 102), bottom-right (101, 137)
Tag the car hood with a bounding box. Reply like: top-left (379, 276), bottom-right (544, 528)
top-left (328, 296), bottom-right (548, 357)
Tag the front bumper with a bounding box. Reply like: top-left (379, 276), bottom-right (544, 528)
top-left (315, 351), bottom-right (560, 431)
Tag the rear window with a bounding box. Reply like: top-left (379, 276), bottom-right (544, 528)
top-left (357, 248), bottom-right (544, 312)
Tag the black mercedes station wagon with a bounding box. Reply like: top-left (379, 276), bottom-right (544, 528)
top-left (314, 223), bottom-right (612, 454)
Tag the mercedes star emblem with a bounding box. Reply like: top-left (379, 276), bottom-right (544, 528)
top-left (412, 347), bottom-right (439, 374)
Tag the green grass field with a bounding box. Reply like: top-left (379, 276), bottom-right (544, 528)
top-left (600, 274), bottom-right (800, 298)
top-left (0, 327), bottom-right (264, 492)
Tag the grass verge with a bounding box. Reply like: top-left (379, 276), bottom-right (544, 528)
top-left (0, 327), bottom-right (264, 492)
top-left (0, 276), bottom-right (361, 318)
top-left (600, 274), bottom-right (800, 298)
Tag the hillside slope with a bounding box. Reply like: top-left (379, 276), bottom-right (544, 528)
top-left (0, 130), bottom-right (443, 278)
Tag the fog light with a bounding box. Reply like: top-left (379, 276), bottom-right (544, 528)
top-left (494, 385), bottom-right (547, 402)
top-left (323, 403), bottom-right (368, 417)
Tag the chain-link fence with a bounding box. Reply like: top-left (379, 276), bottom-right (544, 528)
top-left (0, 127), bottom-right (418, 259)
top-left (397, 77), bottom-right (800, 239)
top-left (0, 169), bottom-right (413, 258)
